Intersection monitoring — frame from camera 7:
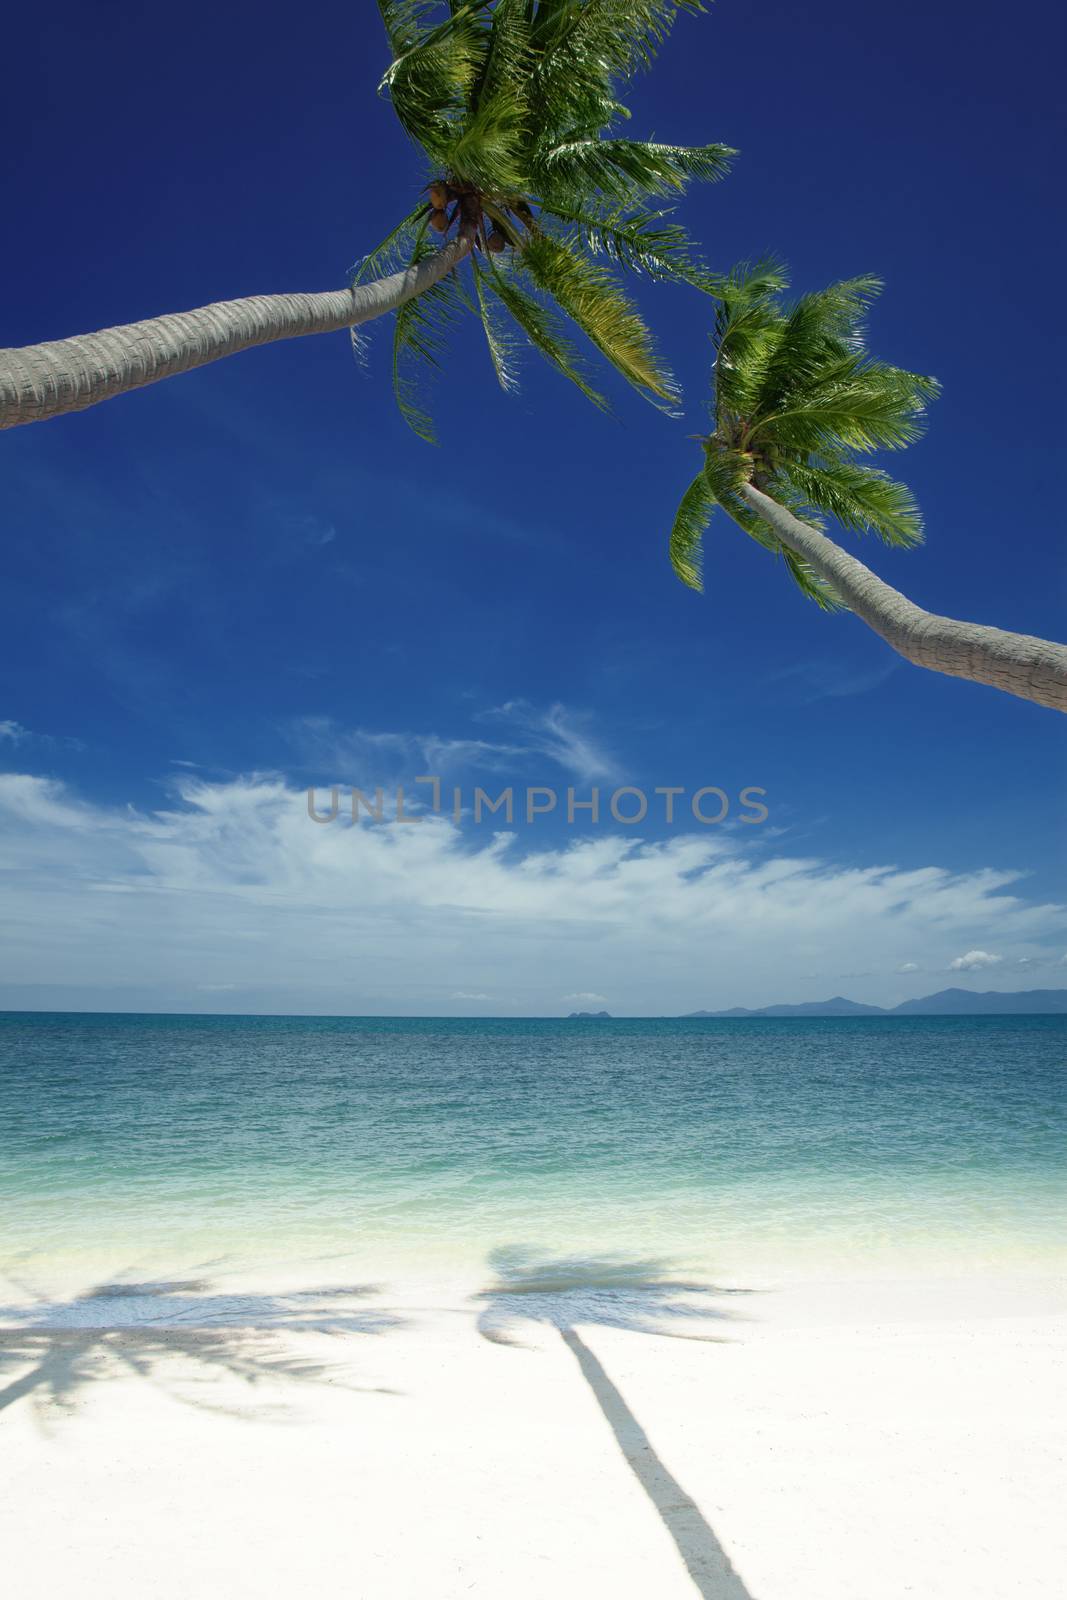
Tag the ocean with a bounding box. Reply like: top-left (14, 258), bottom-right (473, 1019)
top-left (1, 1012), bottom-right (1064, 1300)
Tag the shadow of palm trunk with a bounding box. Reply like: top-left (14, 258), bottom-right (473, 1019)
top-left (560, 1328), bottom-right (754, 1600)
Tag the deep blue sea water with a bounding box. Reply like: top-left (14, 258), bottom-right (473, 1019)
top-left (1, 1012), bottom-right (1064, 1289)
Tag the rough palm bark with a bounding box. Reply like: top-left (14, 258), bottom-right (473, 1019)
top-left (740, 483), bottom-right (1067, 713)
top-left (0, 238), bottom-right (471, 430)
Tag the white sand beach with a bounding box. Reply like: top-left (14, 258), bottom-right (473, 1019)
top-left (2, 1265), bottom-right (1064, 1599)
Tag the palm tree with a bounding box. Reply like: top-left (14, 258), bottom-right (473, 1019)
top-left (667, 263), bottom-right (1067, 713)
top-left (0, 2), bottom-right (730, 434)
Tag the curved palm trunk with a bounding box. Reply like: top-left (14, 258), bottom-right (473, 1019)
top-left (740, 483), bottom-right (1067, 713)
top-left (0, 238), bottom-right (470, 430)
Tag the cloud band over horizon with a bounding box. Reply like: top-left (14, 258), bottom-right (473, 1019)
top-left (1, 771), bottom-right (1064, 1016)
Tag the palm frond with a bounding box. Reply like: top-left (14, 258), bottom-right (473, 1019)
top-left (779, 548), bottom-right (845, 610)
top-left (669, 470), bottom-right (717, 591)
top-left (378, 0), bottom-right (495, 58)
top-left (782, 459), bottom-right (925, 546)
top-left (550, 0), bottom-right (705, 79)
top-left (711, 257), bottom-right (789, 423)
top-left (379, 6), bottom-right (485, 156)
top-left (720, 493), bottom-right (844, 610)
top-left (714, 255), bottom-right (790, 309)
top-left (350, 201), bottom-right (432, 284)
top-left (520, 231), bottom-right (678, 404)
top-left (471, 254), bottom-right (521, 391)
top-left (536, 138), bottom-right (734, 203)
top-left (375, 0), bottom-right (436, 55)
top-left (750, 276), bottom-right (883, 418)
top-left (754, 355), bottom-right (939, 455)
top-left (471, 0), bottom-right (532, 113)
top-left (544, 201), bottom-right (723, 293)
top-left (526, 2), bottom-right (703, 165)
top-left (483, 262), bottom-right (608, 409)
top-left (437, 85), bottom-right (529, 189)
top-left (702, 441), bottom-right (751, 501)
top-left (391, 229), bottom-right (473, 441)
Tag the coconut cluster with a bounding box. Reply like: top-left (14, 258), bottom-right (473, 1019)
top-left (426, 179), bottom-right (514, 254)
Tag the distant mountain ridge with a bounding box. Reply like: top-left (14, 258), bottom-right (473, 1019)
top-left (683, 988), bottom-right (1067, 1018)
top-left (890, 987), bottom-right (1067, 1016)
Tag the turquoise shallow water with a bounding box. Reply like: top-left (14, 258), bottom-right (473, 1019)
top-left (1, 1012), bottom-right (1064, 1288)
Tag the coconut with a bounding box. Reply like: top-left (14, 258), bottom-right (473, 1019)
top-left (428, 182), bottom-right (449, 210)
top-left (487, 229), bottom-right (506, 254)
top-left (429, 208), bottom-right (450, 234)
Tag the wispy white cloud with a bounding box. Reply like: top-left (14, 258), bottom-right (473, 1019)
top-left (563, 992), bottom-right (608, 1004)
top-left (287, 700), bottom-right (620, 787)
top-left (895, 961), bottom-right (920, 974)
top-left (767, 657), bottom-right (899, 703)
top-left (0, 719), bottom-right (83, 752)
top-left (288, 718), bottom-right (523, 786)
top-left (1, 770), bottom-right (1064, 1014)
top-left (478, 700), bottom-right (621, 784)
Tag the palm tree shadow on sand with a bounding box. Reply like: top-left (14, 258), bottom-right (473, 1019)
top-left (0, 1271), bottom-right (402, 1428)
top-left (476, 1248), bottom-right (757, 1600)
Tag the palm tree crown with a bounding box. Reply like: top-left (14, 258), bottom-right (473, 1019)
top-left (369, 0), bottom-right (733, 439)
top-left (668, 262), bottom-right (941, 606)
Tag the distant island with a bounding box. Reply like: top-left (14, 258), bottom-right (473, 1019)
top-left (567, 1010), bottom-right (613, 1019)
top-left (682, 988), bottom-right (1067, 1018)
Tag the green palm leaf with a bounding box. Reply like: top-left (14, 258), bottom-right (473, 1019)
top-left (750, 276), bottom-right (883, 418)
top-left (537, 138), bottom-right (734, 203)
top-left (379, 6), bottom-right (485, 156)
top-left (721, 490), bottom-right (844, 609)
top-left (521, 231), bottom-right (678, 404)
top-left (471, 0), bottom-right (532, 113)
top-left (782, 459), bottom-right (925, 547)
top-left (545, 201), bottom-right (724, 292)
top-left (669, 470), bottom-right (717, 591)
top-left (437, 90), bottom-right (529, 191)
top-left (351, 201), bottom-right (432, 284)
top-left (543, 0), bottom-right (705, 78)
top-left (392, 228), bottom-right (474, 442)
top-left (471, 254), bottom-right (521, 391)
top-left (483, 262), bottom-right (608, 409)
top-left (778, 547), bottom-right (844, 610)
top-left (755, 356), bottom-right (938, 455)
top-left (711, 257), bottom-right (789, 423)
top-left (375, 1), bottom-right (436, 55)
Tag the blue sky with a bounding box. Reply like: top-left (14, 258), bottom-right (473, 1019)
top-left (1, 0), bottom-right (1064, 1014)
